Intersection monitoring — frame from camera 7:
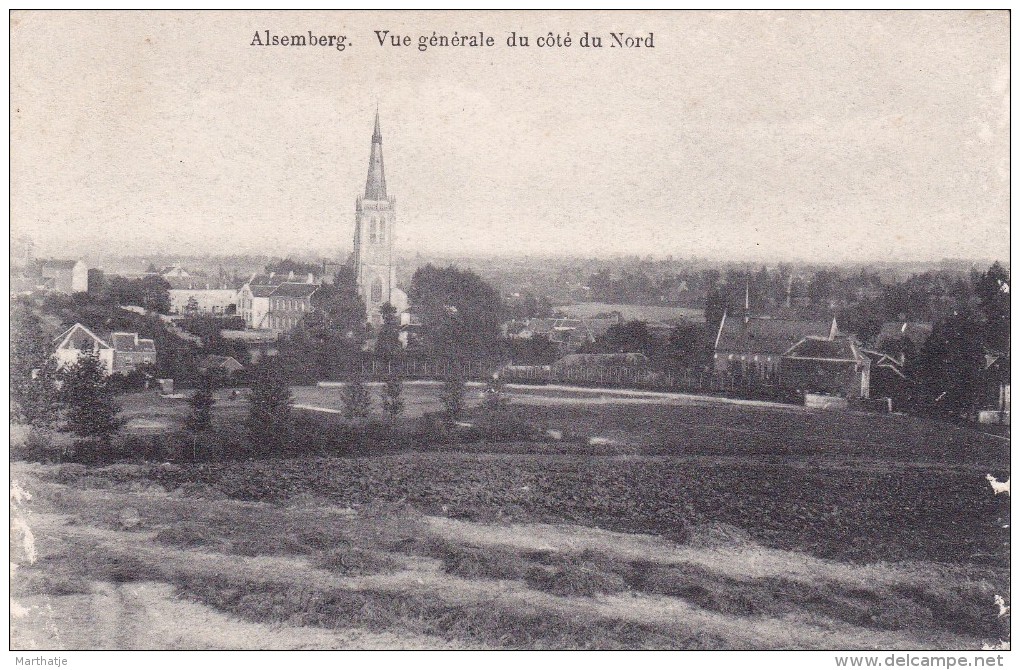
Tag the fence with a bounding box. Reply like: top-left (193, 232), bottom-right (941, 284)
top-left (357, 358), bottom-right (499, 381)
top-left (354, 358), bottom-right (799, 403)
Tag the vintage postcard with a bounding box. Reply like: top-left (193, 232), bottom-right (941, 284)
top-left (8, 9), bottom-right (1011, 660)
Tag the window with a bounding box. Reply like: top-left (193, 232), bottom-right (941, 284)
top-left (371, 277), bottom-right (383, 304)
top-left (378, 217), bottom-right (386, 243)
top-left (370, 218), bottom-right (377, 243)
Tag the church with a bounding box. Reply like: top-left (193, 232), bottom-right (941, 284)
top-left (352, 110), bottom-right (409, 327)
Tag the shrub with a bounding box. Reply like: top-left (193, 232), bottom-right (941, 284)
top-left (11, 428), bottom-right (62, 463)
top-left (473, 408), bottom-right (541, 442)
top-left (413, 412), bottom-right (453, 450)
top-left (440, 374), bottom-right (468, 426)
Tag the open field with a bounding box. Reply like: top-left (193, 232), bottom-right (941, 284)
top-left (11, 385), bottom-right (1011, 649)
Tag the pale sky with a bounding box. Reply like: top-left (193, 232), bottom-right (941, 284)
top-left (10, 10), bottom-right (1010, 263)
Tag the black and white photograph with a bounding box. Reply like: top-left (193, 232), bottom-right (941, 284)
top-left (8, 9), bottom-right (1012, 658)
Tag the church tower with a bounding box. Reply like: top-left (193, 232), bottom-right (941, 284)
top-left (354, 110), bottom-right (406, 326)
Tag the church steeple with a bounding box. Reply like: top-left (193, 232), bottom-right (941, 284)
top-left (365, 109), bottom-right (387, 200)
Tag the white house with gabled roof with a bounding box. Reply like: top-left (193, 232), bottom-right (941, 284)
top-left (53, 323), bottom-right (156, 376)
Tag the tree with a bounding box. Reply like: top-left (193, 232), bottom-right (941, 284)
top-left (266, 258), bottom-right (321, 277)
top-left (342, 365), bottom-right (372, 422)
top-left (305, 266), bottom-right (367, 379)
top-left (10, 304), bottom-right (61, 427)
top-left (247, 355), bottom-right (293, 456)
top-left (589, 320), bottom-right (655, 356)
top-left (910, 312), bottom-right (986, 417)
top-left (140, 275), bottom-right (172, 313)
top-left (975, 261), bottom-right (1010, 352)
top-left (185, 373), bottom-right (217, 460)
top-left (380, 373), bottom-right (405, 424)
top-left (60, 352), bottom-right (123, 447)
top-left (666, 322), bottom-right (707, 369)
top-left (440, 372), bottom-right (468, 426)
top-left (184, 296), bottom-right (200, 316)
top-left (186, 373), bottom-right (217, 433)
top-left (375, 302), bottom-right (402, 362)
top-left (408, 264), bottom-right (503, 361)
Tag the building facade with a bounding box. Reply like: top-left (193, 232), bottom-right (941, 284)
top-left (167, 277), bottom-right (237, 315)
top-left (266, 282), bottom-right (319, 331)
top-left (53, 323), bottom-right (156, 376)
top-left (353, 111), bottom-right (408, 327)
top-left (780, 335), bottom-right (871, 399)
top-left (713, 312), bottom-right (839, 380)
top-left (39, 259), bottom-right (89, 294)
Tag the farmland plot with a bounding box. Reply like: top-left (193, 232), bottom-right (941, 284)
top-left (9, 389), bottom-right (1010, 650)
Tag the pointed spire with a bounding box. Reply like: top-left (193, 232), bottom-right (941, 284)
top-left (365, 109), bottom-right (387, 200)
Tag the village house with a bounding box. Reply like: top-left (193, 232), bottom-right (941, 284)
top-left (237, 272), bottom-right (320, 330)
top-left (780, 335), bottom-right (871, 399)
top-left (38, 259), bottom-right (89, 294)
top-left (53, 323), bottom-right (157, 376)
top-left (713, 312), bottom-right (839, 380)
top-left (860, 348), bottom-right (910, 406)
top-left (197, 354), bottom-right (245, 379)
top-left (266, 282), bottom-right (320, 332)
top-left (167, 276), bottom-right (238, 316)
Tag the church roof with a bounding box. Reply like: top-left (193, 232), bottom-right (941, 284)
top-left (364, 110), bottom-right (387, 200)
top-left (715, 314), bottom-right (836, 355)
top-left (784, 335), bottom-right (865, 363)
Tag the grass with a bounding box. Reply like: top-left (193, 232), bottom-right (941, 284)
top-left (14, 460), bottom-right (1010, 650)
top-left (11, 386), bottom-right (1011, 649)
top-left (89, 452), bottom-right (1003, 566)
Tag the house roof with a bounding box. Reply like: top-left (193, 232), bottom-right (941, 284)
top-left (54, 323), bottom-right (111, 351)
top-left (199, 354), bottom-right (244, 371)
top-left (244, 273), bottom-right (288, 288)
top-left (270, 282), bottom-right (319, 298)
top-left (110, 332), bottom-right (157, 353)
top-left (860, 348), bottom-right (908, 378)
top-left (876, 321), bottom-right (933, 348)
top-left (784, 335), bottom-right (866, 363)
top-left (247, 285), bottom-right (277, 298)
top-left (715, 314), bottom-right (836, 355)
top-left (39, 259), bottom-right (81, 270)
top-left (167, 277), bottom-right (234, 291)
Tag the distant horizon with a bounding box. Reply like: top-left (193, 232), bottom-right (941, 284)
top-left (23, 243), bottom-right (1007, 275)
top-left (11, 12), bottom-right (1009, 264)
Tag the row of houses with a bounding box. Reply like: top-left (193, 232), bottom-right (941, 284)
top-left (711, 311), bottom-right (928, 399)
